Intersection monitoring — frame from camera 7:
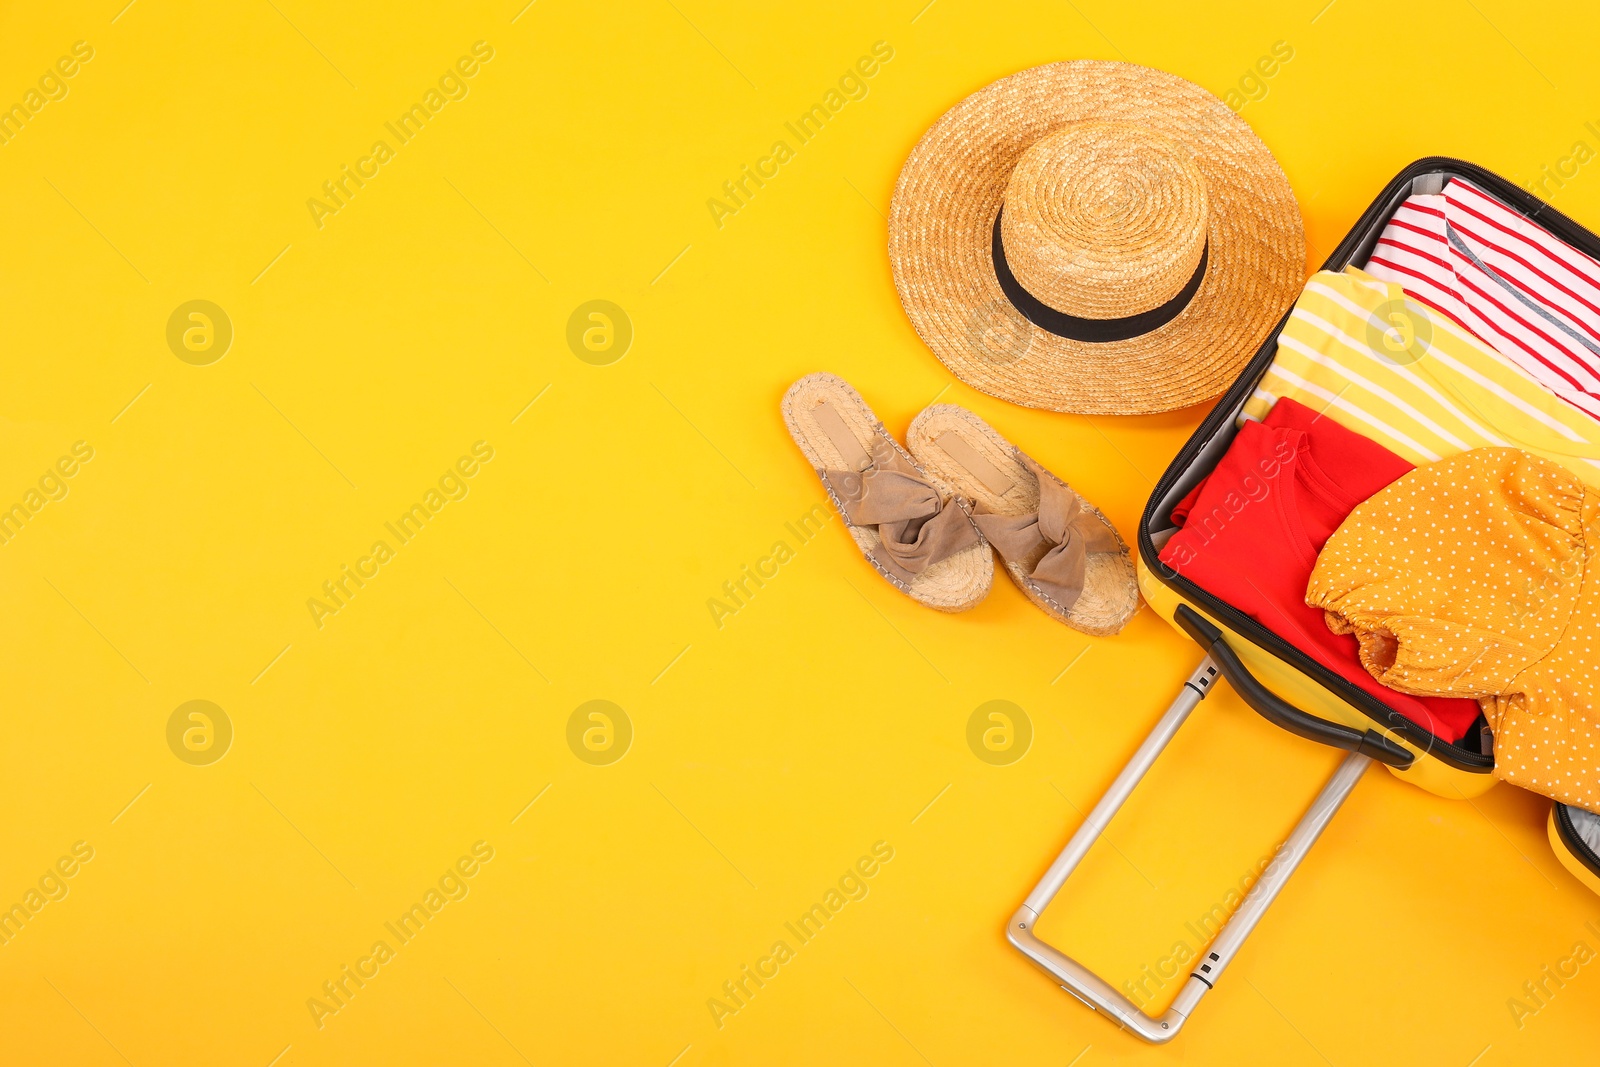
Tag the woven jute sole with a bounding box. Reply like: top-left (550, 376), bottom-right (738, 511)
top-left (888, 61), bottom-right (1305, 415)
top-left (781, 374), bottom-right (993, 612)
top-left (906, 404), bottom-right (1139, 635)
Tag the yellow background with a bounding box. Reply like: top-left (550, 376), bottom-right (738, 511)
top-left (2, 1), bottom-right (1598, 1064)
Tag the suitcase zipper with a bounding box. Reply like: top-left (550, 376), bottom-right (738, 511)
top-left (1554, 803), bottom-right (1600, 877)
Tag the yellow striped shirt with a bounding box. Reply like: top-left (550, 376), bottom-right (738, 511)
top-left (1242, 268), bottom-right (1600, 486)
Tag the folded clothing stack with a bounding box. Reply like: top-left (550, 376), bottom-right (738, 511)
top-left (1364, 178), bottom-right (1600, 420)
top-left (1240, 268), bottom-right (1600, 480)
top-left (1159, 397), bottom-right (1481, 743)
top-left (1162, 178), bottom-right (1600, 805)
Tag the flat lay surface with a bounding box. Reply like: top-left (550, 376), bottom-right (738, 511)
top-left (4, 2), bottom-right (1600, 1065)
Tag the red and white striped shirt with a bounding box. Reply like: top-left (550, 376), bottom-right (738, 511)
top-left (1364, 179), bottom-right (1600, 420)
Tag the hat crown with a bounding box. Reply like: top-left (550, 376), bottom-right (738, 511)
top-left (1000, 122), bottom-right (1210, 320)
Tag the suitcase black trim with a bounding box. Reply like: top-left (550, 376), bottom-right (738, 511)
top-left (1137, 157), bottom-right (1600, 774)
top-left (1554, 804), bottom-right (1600, 878)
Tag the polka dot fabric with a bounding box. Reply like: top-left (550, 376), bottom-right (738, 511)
top-left (1308, 447), bottom-right (1600, 808)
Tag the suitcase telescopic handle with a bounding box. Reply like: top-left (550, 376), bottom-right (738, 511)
top-left (1173, 605), bottom-right (1413, 769)
top-left (1009, 657), bottom-right (1374, 1043)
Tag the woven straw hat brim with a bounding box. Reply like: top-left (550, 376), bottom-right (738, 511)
top-left (889, 61), bottom-right (1306, 415)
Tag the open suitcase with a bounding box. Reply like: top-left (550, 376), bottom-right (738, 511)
top-left (1008, 156), bottom-right (1600, 1042)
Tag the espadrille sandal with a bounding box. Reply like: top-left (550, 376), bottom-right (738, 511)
top-left (906, 404), bottom-right (1138, 635)
top-left (782, 374), bottom-right (992, 612)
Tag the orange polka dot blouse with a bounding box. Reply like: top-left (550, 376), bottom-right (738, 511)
top-left (1308, 447), bottom-right (1599, 809)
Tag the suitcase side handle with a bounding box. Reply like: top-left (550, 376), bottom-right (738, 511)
top-left (1173, 605), bottom-right (1414, 769)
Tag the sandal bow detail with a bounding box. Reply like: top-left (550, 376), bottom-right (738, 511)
top-left (906, 403), bottom-right (1139, 634)
top-left (822, 441), bottom-right (981, 582)
top-left (973, 456), bottom-right (1119, 614)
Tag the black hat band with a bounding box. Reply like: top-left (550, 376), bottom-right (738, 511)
top-left (991, 209), bottom-right (1209, 344)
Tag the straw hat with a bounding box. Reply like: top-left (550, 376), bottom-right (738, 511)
top-left (889, 61), bottom-right (1305, 415)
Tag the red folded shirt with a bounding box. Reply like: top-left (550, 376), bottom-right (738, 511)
top-left (1158, 397), bottom-right (1480, 743)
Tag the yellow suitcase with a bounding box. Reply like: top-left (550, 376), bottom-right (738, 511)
top-left (1010, 157), bottom-right (1595, 1041)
